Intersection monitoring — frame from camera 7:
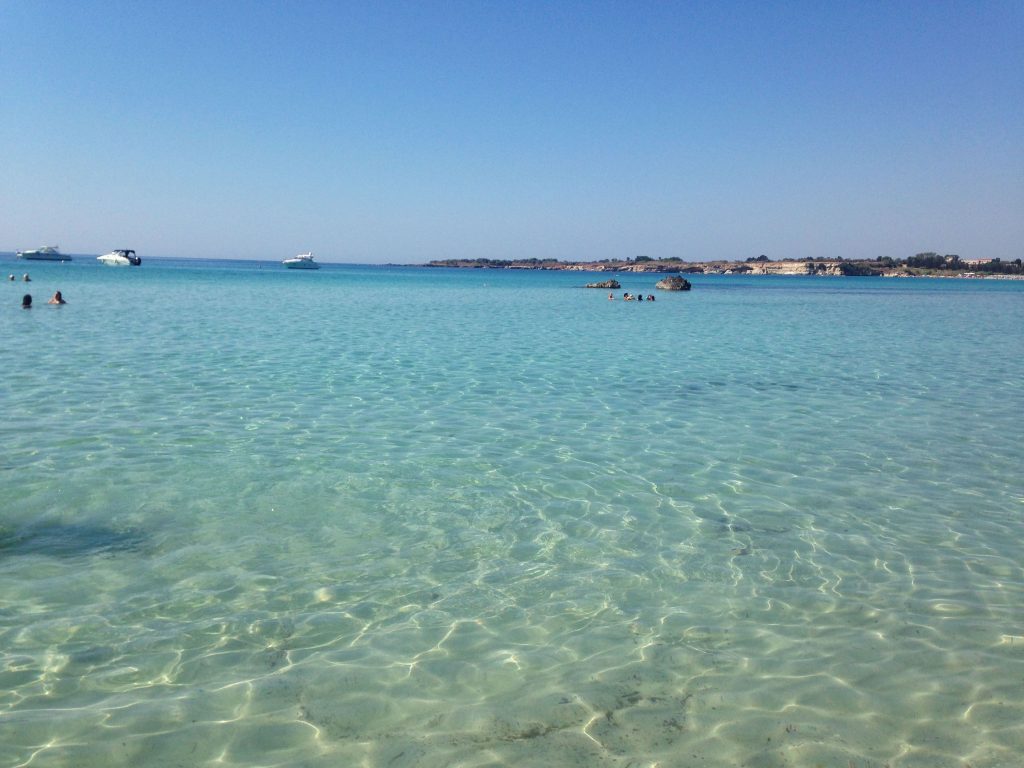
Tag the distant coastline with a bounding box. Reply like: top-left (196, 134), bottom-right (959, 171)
top-left (424, 254), bottom-right (1024, 279)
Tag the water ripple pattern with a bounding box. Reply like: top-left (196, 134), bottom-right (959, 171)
top-left (2, 259), bottom-right (1023, 767)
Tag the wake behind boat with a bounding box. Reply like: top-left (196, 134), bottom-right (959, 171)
top-left (97, 249), bottom-right (141, 266)
top-left (17, 246), bottom-right (70, 261)
top-left (282, 252), bottom-right (320, 269)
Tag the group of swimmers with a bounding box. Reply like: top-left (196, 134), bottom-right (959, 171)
top-left (609, 292), bottom-right (655, 302)
top-left (21, 292), bottom-right (66, 308)
top-left (16, 289), bottom-right (66, 308)
top-left (11, 271), bottom-right (67, 307)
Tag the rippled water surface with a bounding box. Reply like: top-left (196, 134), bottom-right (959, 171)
top-left (2, 257), bottom-right (1023, 767)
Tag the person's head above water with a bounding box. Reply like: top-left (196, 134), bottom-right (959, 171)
top-left (22, 294), bottom-right (32, 308)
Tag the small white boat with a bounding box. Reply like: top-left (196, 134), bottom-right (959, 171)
top-left (17, 246), bottom-right (70, 261)
top-left (282, 252), bottom-right (320, 270)
top-left (97, 249), bottom-right (141, 266)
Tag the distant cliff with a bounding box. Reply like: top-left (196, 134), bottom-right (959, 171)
top-left (738, 261), bottom-right (882, 276)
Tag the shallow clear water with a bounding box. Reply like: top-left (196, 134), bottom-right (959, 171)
top-left (2, 257), bottom-right (1023, 767)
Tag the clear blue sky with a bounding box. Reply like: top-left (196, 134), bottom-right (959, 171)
top-left (2, 1), bottom-right (1021, 263)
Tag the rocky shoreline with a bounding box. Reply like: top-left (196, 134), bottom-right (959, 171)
top-left (424, 257), bottom-right (1023, 279)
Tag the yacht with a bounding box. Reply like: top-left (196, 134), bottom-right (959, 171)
top-left (97, 249), bottom-right (141, 266)
top-left (17, 246), bottom-right (70, 261)
top-left (282, 252), bottom-right (320, 270)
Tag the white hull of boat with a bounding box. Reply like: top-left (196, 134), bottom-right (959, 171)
top-left (283, 253), bottom-right (320, 269)
top-left (97, 249), bottom-right (141, 267)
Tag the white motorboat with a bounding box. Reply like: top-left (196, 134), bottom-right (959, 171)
top-left (17, 246), bottom-right (70, 261)
top-left (282, 252), bottom-right (320, 269)
top-left (97, 249), bottom-right (141, 266)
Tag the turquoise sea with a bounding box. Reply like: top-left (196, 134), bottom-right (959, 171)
top-left (2, 256), bottom-right (1023, 767)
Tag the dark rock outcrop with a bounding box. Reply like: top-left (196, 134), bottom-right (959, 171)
top-left (586, 279), bottom-right (621, 289)
top-left (655, 276), bottom-right (691, 291)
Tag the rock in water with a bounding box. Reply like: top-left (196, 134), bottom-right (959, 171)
top-left (586, 279), bottom-right (621, 289)
top-left (655, 276), bottom-right (691, 291)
